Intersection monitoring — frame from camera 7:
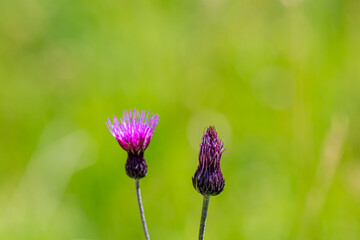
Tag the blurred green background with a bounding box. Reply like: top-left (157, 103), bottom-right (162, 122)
top-left (1, 0), bottom-right (360, 239)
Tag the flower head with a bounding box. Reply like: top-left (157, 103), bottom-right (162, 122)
top-left (192, 126), bottom-right (225, 196)
top-left (106, 109), bottom-right (159, 179)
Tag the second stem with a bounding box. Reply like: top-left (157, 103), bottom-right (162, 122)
top-left (199, 195), bottom-right (210, 240)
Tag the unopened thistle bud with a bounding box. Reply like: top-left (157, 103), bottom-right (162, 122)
top-left (106, 109), bottom-right (159, 179)
top-left (192, 126), bottom-right (225, 196)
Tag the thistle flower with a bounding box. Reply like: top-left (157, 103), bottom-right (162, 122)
top-left (106, 109), bottom-right (160, 179)
top-left (193, 126), bottom-right (225, 240)
top-left (193, 126), bottom-right (225, 196)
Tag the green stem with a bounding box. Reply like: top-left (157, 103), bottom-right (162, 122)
top-left (198, 195), bottom-right (211, 240)
top-left (135, 180), bottom-right (150, 240)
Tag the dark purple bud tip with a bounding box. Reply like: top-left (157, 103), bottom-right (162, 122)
top-left (126, 153), bottom-right (148, 179)
top-left (192, 126), bottom-right (225, 196)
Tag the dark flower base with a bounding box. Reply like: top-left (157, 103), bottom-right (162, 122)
top-left (126, 153), bottom-right (148, 179)
top-left (192, 169), bottom-right (225, 196)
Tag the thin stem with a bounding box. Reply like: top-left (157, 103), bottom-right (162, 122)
top-left (198, 195), bottom-right (211, 240)
top-left (134, 179), bottom-right (150, 240)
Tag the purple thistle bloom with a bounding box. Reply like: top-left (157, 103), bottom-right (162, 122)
top-left (106, 109), bottom-right (160, 179)
top-left (192, 126), bottom-right (225, 196)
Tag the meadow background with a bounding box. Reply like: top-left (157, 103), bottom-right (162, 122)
top-left (1, 0), bottom-right (360, 239)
